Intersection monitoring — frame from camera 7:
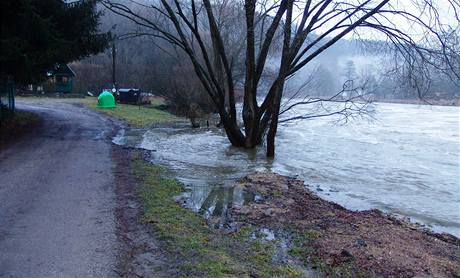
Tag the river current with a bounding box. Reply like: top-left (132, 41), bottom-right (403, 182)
top-left (115, 102), bottom-right (460, 236)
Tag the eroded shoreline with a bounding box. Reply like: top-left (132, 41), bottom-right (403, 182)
top-left (231, 172), bottom-right (460, 277)
top-left (128, 147), bottom-right (460, 277)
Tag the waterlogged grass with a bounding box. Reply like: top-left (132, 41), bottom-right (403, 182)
top-left (132, 153), bottom-right (305, 277)
top-left (79, 97), bottom-right (180, 127)
top-left (288, 229), bottom-right (372, 278)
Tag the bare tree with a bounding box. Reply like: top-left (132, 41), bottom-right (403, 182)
top-left (102, 0), bottom-right (459, 157)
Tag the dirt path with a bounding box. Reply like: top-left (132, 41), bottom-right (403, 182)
top-left (0, 100), bottom-right (119, 277)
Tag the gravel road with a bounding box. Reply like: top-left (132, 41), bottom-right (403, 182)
top-left (0, 100), bottom-right (119, 278)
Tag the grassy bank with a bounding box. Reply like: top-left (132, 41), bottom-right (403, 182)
top-left (132, 153), bottom-right (306, 277)
top-left (78, 97), bottom-right (181, 127)
top-left (0, 110), bottom-right (39, 143)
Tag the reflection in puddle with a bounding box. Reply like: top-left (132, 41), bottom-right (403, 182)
top-left (113, 126), bottom-right (274, 223)
top-left (113, 128), bottom-right (146, 147)
top-left (180, 185), bottom-right (254, 221)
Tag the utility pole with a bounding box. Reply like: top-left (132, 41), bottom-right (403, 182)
top-left (112, 39), bottom-right (116, 91)
top-left (111, 24), bottom-right (118, 93)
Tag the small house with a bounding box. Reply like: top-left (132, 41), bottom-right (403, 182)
top-left (45, 64), bottom-right (76, 94)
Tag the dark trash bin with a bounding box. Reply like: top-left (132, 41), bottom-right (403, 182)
top-left (116, 88), bottom-right (140, 104)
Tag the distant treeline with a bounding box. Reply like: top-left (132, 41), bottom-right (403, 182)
top-left (72, 5), bottom-right (459, 115)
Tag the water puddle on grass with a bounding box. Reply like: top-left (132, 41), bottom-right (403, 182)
top-left (250, 227), bottom-right (323, 277)
top-left (112, 126), bottom-right (274, 224)
top-left (112, 126), bottom-right (323, 274)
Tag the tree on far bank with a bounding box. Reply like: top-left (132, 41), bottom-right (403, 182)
top-left (0, 0), bottom-right (110, 84)
top-left (343, 60), bottom-right (358, 88)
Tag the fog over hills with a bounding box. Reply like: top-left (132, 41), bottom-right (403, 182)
top-left (73, 6), bottom-right (459, 103)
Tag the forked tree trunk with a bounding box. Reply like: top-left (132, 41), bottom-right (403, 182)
top-left (242, 111), bottom-right (263, 147)
top-left (220, 109), bottom-right (264, 149)
top-left (219, 112), bottom-right (245, 147)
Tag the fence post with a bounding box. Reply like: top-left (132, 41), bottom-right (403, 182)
top-left (0, 82), bottom-right (4, 125)
top-left (0, 80), bottom-right (16, 124)
top-left (9, 80), bottom-right (15, 114)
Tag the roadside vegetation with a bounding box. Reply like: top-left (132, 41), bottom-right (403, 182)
top-left (78, 97), bottom-right (181, 127)
top-left (15, 96), bottom-right (181, 127)
top-left (132, 152), bottom-right (306, 277)
top-left (0, 109), bottom-right (39, 143)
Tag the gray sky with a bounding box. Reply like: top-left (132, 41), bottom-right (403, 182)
top-left (285, 0), bottom-right (459, 41)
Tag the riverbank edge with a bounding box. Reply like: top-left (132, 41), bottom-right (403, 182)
top-left (129, 149), bottom-right (311, 277)
top-left (374, 98), bottom-right (460, 107)
top-left (79, 97), bottom-right (307, 276)
top-left (126, 149), bottom-right (460, 277)
top-left (82, 98), bottom-right (458, 277)
top-left (231, 172), bottom-right (460, 277)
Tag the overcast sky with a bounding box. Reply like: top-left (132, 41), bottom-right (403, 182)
top-left (285, 0), bottom-right (459, 41)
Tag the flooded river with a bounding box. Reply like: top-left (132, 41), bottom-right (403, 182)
top-left (115, 103), bottom-right (460, 237)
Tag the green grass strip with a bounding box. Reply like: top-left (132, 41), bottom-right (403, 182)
top-left (132, 153), bottom-right (305, 278)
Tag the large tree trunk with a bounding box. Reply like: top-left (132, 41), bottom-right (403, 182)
top-left (219, 111), bottom-right (246, 147)
top-left (243, 110), bottom-right (262, 147)
top-left (242, 0), bottom-right (260, 149)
